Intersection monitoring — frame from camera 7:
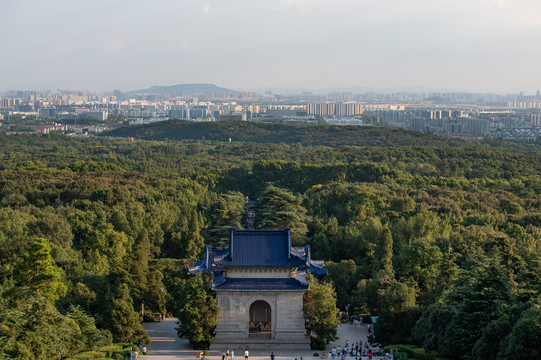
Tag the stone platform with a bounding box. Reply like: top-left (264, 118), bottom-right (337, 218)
top-left (210, 337), bottom-right (311, 351)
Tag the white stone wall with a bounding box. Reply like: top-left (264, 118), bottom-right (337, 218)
top-left (214, 290), bottom-right (306, 341)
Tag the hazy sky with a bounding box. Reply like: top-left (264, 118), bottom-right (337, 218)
top-left (1, 0), bottom-right (540, 93)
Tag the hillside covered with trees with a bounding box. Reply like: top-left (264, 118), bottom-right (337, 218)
top-left (0, 126), bottom-right (540, 359)
top-left (103, 119), bottom-right (473, 147)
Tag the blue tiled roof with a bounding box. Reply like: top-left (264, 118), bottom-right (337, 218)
top-left (215, 229), bottom-right (306, 267)
top-left (299, 262), bottom-right (329, 276)
top-left (189, 229), bottom-right (327, 284)
top-left (213, 277), bottom-right (309, 291)
top-left (188, 246), bottom-right (225, 274)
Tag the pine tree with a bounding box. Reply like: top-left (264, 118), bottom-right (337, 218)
top-left (438, 256), bottom-right (511, 359)
top-left (256, 184), bottom-right (308, 243)
top-left (174, 273), bottom-right (219, 349)
top-left (184, 210), bottom-right (204, 259)
top-left (109, 283), bottom-right (150, 345)
top-left (144, 269), bottom-right (167, 318)
top-left (497, 302), bottom-right (541, 360)
top-left (13, 237), bottom-right (67, 302)
top-left (67, 305), bottom-right (112, 350)
top-left (0, 294), bottom-right (85, 359)
top-left (130, 229), bottom-right (150, 302)
top-left (380, 227), bottom-right (394, 273)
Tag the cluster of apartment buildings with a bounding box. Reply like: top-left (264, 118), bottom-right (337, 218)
top-left (1, 89), bottom-right (541, 141)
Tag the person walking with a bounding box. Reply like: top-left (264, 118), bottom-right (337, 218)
top-left (244, 349), bottom-right (249, 360)
top-left (270, 352), bottom-right (275, 360)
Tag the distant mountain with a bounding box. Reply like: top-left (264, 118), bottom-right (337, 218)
top-left (127, 83), bottom-right (239, 96)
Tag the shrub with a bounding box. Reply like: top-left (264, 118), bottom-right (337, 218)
top-left (66, 350), bottom-right (107, 359)
top-left (310, 338), bottom-right (326, 350)
top-left (99, 345), bottom-right (125, 357)
top-left (384, 345), bottom-right (450, 360)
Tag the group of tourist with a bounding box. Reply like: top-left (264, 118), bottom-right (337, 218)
top-left (209, 320), bottom-right (393, 360)
top-left (220, 348), bottom-right (250, 360)
top-left (130, 345), bottom-right (147, 359)
top-left (212, 341), bottom-right (392, 360)
top-left (330, 341), bottom-right (384, 360)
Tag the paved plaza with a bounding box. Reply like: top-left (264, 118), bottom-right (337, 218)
top-left (142, 318), bottom-right (386, 360)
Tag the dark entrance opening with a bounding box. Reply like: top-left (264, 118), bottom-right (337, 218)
top-left (249, 300), bottom-right (271, 333)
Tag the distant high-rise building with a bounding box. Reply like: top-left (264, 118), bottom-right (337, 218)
top-left (409, 117), bottom-right (426, 132)
top-left (306, 103), bottom-right (363, 116)
top-left (38, 107), bottom-right (56, 119)
top-left (531, 113), bottom-right (541, 126)
top-left (168, 109), bottom-right (190, 119)
top-left (218, 113), bottom-right (247, 121)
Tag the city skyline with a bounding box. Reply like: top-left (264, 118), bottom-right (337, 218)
top-left (2, 0), bottom-right (541, 94)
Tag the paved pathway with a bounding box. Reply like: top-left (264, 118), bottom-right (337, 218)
top-left (143, 318), bottom-right (195, 359)
top-left (143, 319), bottom-right (386, 360)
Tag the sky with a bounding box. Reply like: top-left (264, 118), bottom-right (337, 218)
top-left (1, 0), bottom-right (541, 94)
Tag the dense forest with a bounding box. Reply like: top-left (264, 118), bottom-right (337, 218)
top-left (0, 125), bottom-right (540, 359)
top-left (103, 119), bottom-right (472, 147)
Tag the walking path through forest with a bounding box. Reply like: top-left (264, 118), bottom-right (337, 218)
top-left (143, 319), bottom-right (386, 360)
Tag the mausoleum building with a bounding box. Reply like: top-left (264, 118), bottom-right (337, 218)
top-left (189, 228), bottom-right (326, 349)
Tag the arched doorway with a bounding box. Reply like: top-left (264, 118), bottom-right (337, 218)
top-left (249, 300), bottom-right (271, 333)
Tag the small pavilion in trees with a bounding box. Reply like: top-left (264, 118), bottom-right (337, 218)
top-left (190, 228), bottom-right (327, 349)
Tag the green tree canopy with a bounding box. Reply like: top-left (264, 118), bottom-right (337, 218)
top-left (184, 210), bottom-right (205, 259)
top-left (256, 184), bottom-right (308, 243)
top-left (303, 274), bottom-right (339, 349)
top-left (12, 237), bottom-right (67, 302)
top-left (497, 301), bottom-right (541, 360)
top-left (0, 294), bottom-right (85, 359)
top-left (109, 283), bottom-right (150, 345)
top-left (174, 273), bottom-right (219, 349)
